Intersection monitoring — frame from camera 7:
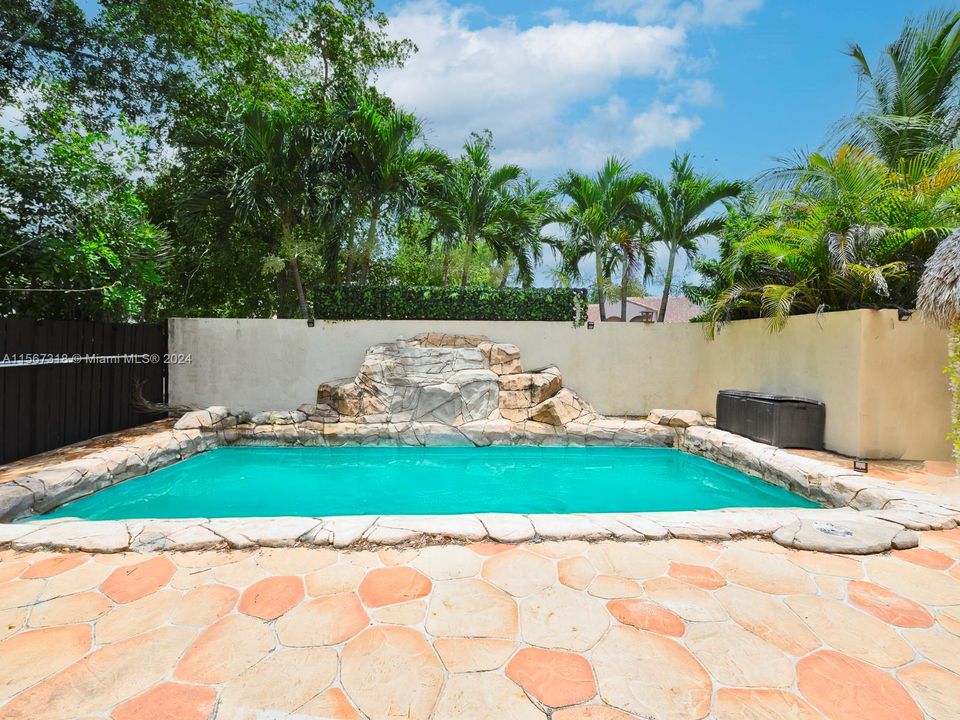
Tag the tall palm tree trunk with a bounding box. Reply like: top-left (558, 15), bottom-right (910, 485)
top-left (658, 240), bottom-right (678, 323)
top-left (361, 203), bottom-right (381, 285)
top-left (595, 251), bottom-right (606, 321)
top-left (460, 234), bottom-right (474, 288)
top-left (441, 250), bottom-right (451, 286)
top-left (620, 262), bottom-right (630, 321)
top-left (289, 255), bottom-right (309, 319)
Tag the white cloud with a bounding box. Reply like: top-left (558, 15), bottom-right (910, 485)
top-left (595, 0), bottom-right (763, 27)
top-left (379, 0), bottom-right (702, 172)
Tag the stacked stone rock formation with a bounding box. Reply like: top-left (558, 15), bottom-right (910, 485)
top-left (314, 333), bottom-right (596, 428)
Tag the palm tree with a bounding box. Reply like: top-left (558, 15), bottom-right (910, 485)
top-left (845, 9), bottom-right (960, 164)
top-left (441, 131), bottom-right (546, 288)
top-left (643, 154), bottom-right (743, 323)
top-left (348, 96), bottom-right (449, 283)
top-left (552, 157), bottom-right (650, 321)
top-left (179, 100), bottom-right (326, 319)
top-left (708, 145), bottom-right (960, 332)
top-left (606, 220), bottom-right (656, 321)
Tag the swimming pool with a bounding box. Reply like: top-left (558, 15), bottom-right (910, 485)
top-left (38, 446), bottom-right (817, 520)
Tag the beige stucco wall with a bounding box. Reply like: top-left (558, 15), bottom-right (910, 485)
top-left (168, 309), bottom-right (952, 460)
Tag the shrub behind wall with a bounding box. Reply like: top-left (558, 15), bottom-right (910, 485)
top-left (312, 286), bottom-right (588, 324)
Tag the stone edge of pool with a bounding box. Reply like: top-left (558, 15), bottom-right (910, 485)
top-left (1, 414), bottom-right (957, 555)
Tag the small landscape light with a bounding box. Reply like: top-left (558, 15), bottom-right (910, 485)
top-left (853, 458), bottom-right (868, 473)
top-left (307, 318), bottom-right (315, 327)
top-left (587, 321), bottom-right (595, 329)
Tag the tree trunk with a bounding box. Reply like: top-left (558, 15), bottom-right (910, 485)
top-left (363, 202), bottom-right (380, 285)
top-left (460, 234), bottom-right (474, 288)
top-left (441, 250), bottom-right (451, 286)
top-left (595, 251), bottom-right (606, 322)
top-left (344, 239), bottom-right (355, 284)
top-left (620, 261), bottom-right (629, 321)
top-left (658, 240), bottom-right (678, 323)
top-left (289, 255), bottom-right (309, 320)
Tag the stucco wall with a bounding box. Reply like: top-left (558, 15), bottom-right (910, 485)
top-left (168, 309), bottom-right (952, 460)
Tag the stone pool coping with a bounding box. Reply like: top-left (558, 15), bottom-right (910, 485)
top-left (1, 410), bottom-right (958, 555)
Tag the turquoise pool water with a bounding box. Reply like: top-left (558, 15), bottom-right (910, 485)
top-left (39, 446), bottom-right (817, 520)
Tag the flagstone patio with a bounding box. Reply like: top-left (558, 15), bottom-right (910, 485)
top-left (2, 531), bottom-right (960, 720)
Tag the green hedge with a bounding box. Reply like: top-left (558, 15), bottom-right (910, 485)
top-left (312, 286), bottom-right (588, 324)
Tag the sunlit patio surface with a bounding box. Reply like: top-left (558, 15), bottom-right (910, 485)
top-left (2, 526), bottom-right (960, 719)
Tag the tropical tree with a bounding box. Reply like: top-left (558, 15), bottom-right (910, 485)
top-left (346, 96), bottom-right (448, 283)
top-left (552, 156), bottom-right (650, 321)
top-left (844, 9), bottom-right (960, 164)
top-left (707, 145), bottom-right (960, 332)
top-left (605, 221), bottom-right (656, 321)
top-left (643, 154), bottom-right (743, 323)
top-left (441, 131), bottom-right (547, 288)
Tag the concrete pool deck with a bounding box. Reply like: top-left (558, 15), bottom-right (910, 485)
top-left (3, 534), bottom-right (960, 719)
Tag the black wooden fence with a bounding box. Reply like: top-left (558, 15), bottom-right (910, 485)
top-left (0, 319), bottom-right (168, 465)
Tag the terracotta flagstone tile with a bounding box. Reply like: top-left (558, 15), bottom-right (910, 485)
top-left (0, 624), bottom-right (91, 702)
top-left (305, 563), bottom-right (366, 596)
top-left (297, 687), bottom-right (363, 719)
top-left (20, 554), bottom-right (89, 579)
top-left (0, 561), bottom-right (28, 583)
top-left (172, 549), bottom-right (252, 568)
top-left (217, 647), bottom-right (337, 717)
top-left (95, 589), bottom-right (180, 645)
top-left (797, 650), bottom-right (922, 720)
top-left (372, 599), bottom-right (428, 625)
top-left (1, 626), bottom-right (196, 720)
top-left (585, 544), bottom-right (667, 579)
top-left (815, 574), bottom-right (847, 599)
top-left (936, 607), bottom-right (960, 636)
top-left (341, 626), bottom-right (444, 720)
top-left (893, 548), bottom-right (954, 570)
top-left (482, 549), bottom-right (556, 597)
top-left (175, 614), bottom-right (275, 684)
top-left (276, 593), bottom-right (368, 646)
top-left (558, 556), bottom-right (596, 590)
top-left (237, 575), bottom-right (304, 620)
top-left (786, 595), bottom-right (915, 667)
top-left (606, 599), bottom-right (684, 637)
top-left (378, 547), bottom-right (420, 565)
top-left (27, 591), bottom-right (111, 627)
top-left (521, 586), bottom-right (609, 651)
top-left (552, 707), bottom-right (639, 719)
top-left (412, 545), bottom-right (482, 580)
top-left (432, 671), bottom-right (543, 720)
top-left (898, 661), bottom-right (960, 720)
top-left (468, 541), bottom-right (518, 556)
top-left (210, 558), bottom-right (267, 587)
top-left (359, 566), bottom-right (432, 607)
top-left (848, 580), bottom-right (934, 627)
top-left (111, 682), bottom-right (216, 720)
top-left (100, 556), bottom-right (176, 604)
top-left (786, 550), bottom-right (864, 578)
top-left (0, 580), bottom-right (43, 611)
top-left (37, 561), bottom-right (112, 601)
top-left (426, 579), bottom-right (518, 639)
top-left (587, 575), bottom-right (641, 599)
top-left (902, 627), bottom-right (960, 675)
top-left (592, 625), bottom-right (711, 720)
top-left (529, 540), bottom-right (590, 559)
top-left (865, 556), bottom-right (960, 605)
top-left (255, 546), bottom-right (337, 574)
top-left (171, 584), bottom-right (238, 626)
top-left (506, 647), bottom-right (597, 707)
top-left (433, 638), bottom-right (517, 672)
top-left (714, 688), bottom-right (820, 720)
top-left (0, 607), bottom-right (26, 641)
top-left (714, 584), bottom-right (819, 656)
top-left (684, 622), bottom-right (794, 688)
top-left (642, 577), bottom-right (728, 622)
top-left (667, 562), bottom-right (725, 589)
top-left (715, 548), bottom-right (816, 595)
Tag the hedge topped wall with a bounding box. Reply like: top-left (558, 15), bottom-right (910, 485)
top-left (312, 286), bottom-right (588, 324)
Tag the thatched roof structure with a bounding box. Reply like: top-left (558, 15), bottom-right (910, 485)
top-left (918, 230), bottom-right (960, 328)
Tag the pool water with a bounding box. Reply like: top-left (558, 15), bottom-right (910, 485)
top-left (39, 446), bottom-right (817, 520)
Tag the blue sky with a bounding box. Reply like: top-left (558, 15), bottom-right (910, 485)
top-left (377, 0), bottom-right (946, 182)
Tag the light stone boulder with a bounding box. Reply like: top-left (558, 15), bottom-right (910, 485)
top-left (647, 409), bottom-right (706, 428)
top-left (529, 388), bottom-right (593, 426)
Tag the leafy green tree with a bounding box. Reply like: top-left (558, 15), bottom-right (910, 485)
top-left (552, 156), bottom-right (650, 321)
top-left (606, 221), bottom-right (656, 321)
top-left (346, 95), bottom-right (448, 283)
top-left (642, 154), bottom-right (743, 323)
top-left (845, 9), bottom-right (960, 164)
top-left (0, 84), bottom-right (165, 319)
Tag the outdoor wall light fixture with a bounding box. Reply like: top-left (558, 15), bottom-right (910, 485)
top-left (853, 458), bottom-right (869, 473)
top-left (587, 321), bottom-right (595, 329)
top-left (307, 318), bottom-right (315, 327)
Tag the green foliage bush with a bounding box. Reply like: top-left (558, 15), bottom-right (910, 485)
top-left (312, 286), bottom-right (588, 324)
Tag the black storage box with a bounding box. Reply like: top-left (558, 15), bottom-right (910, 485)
top-left (716, 390), bottom-right (825, 450)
